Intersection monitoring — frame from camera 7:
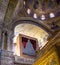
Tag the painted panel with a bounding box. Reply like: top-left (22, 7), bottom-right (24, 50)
top-left (33, 47), bottom-right (60, 65)
top-left (22, 37), bottom-right (36, 56)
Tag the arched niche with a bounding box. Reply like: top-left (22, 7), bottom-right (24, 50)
top-left (13, 23), bottom-right (49, 56)
top-left (9, 17), bottom-right (52, 56)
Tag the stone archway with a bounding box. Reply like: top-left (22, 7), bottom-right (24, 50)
top-left (10, 17), bottom-right (52, 34)
top-left (7, 17), bottom-right (52, 52)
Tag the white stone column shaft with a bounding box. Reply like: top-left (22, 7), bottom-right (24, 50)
top-left (2, 32), bottom-right (5, 49)
top-left (7, 33), bottom-right (11, 51)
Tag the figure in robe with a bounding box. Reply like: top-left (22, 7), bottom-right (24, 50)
top-left (22, 40), bottom-right (36, 56)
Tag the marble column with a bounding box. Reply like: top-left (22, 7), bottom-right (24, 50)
top-left (0, 29), bottom-right (2, 48)
top-left (7, 32), bottom-right (11, 51)
top-left (7, 30), bottom-right (14, 52)
top-left (11, 33), bottom-right (14, 52)
top-left (1, 32), bottom-right (5, 49)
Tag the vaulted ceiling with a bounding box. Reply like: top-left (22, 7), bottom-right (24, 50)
top-left (0, 0), bottom-right (60, 49)
top-left (0, 0), bottom-right (60, 34)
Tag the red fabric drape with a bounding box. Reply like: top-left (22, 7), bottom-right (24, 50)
top-left (22, 37), bottom-right (36, 50)
top-left (22, 41), bottom-right (27, 48)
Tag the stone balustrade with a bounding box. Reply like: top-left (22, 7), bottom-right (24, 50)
top-left (14, 56), bottom-right (35, 64)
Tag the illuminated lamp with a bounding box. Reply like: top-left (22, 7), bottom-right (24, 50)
top-left (33, 13), bottom-right (37, 18)
top-left (50, 13), bottom-right (55, 18)
top-left (27, 8), bottom-right (31, 14)
top-left (41, 15), bottom-right (45, 20)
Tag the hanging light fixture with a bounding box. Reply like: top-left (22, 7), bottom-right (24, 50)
top-left (41, 15), bottom-right (45, 20)
top-left (33, 13), bottom-right (37, 18)
top-left (24, 1), bottom-right (26, 5)
top-left (27, 8), bottom-right (31, 14)
top-left (50, 13), bottom-right (55, 18)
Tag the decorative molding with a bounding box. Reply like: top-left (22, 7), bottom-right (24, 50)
top-left (9, 17), bottom-right (53, 35)
top-left (14, 56), bottom-right (35, 64)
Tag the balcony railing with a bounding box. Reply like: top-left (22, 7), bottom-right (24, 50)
top-left (14, 55), bottom-right (35, 64)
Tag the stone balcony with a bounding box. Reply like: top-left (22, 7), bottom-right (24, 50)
top-left (14, 55), bottom-right (35, 64)
top-left (0, 49), bottom-right (35, 65)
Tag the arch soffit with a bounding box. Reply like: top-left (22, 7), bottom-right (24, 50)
top-left (10, 17), bottom-right (52, 35)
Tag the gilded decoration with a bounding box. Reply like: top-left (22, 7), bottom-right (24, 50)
top-left (33, 47), bottom-right (60, 65)
top-left (39, 52), bottom-right (59, 65)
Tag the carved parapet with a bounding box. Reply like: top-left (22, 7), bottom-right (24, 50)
top-left (14, 56), bottom-right (35, 65)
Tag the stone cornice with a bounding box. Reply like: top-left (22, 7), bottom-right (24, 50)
top-left (8, 17), bottom-right (53, 35)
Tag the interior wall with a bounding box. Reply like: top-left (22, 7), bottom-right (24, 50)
top-left (14, 23), bottom-right (49, 49)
